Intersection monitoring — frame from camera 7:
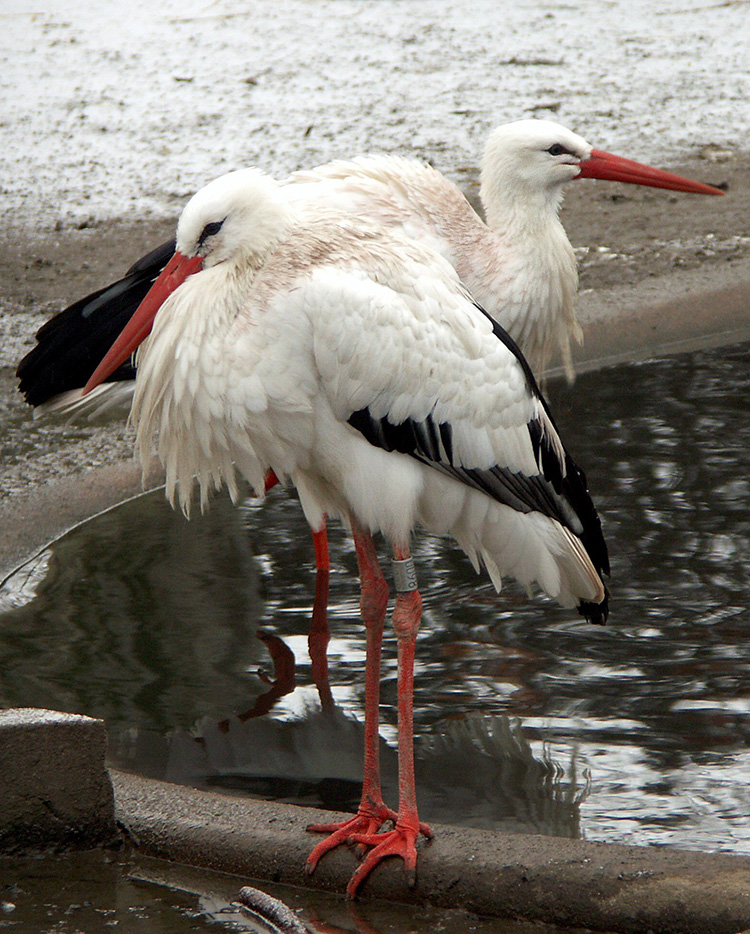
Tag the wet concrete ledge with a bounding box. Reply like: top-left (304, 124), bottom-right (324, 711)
top-left (570, 272), bottom-right (750, 376)
top-left (3, 707), bottom-right (750, 932)
top-left (112, 768), bottom-right (750, 934)
top-left (0, 709), bottom-right (117, 851)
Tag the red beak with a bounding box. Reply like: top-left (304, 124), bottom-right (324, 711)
top-left (83, 251), bottom-right (204, 395)
top-left (578, 149), bottom-right (724, 196)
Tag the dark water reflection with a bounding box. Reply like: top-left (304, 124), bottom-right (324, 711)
top-left (1, 342), bottom-right (749, 855)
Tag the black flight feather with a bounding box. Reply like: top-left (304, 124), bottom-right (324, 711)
top-left (17, 239), bottom-right (175, 407)
top-left (347, 302), bottom-right (609, 623)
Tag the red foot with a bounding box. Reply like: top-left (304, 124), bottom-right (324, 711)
top-left (346, 819), bottom-right (433, 899)
top-left (306, 799), bottom-right (398, 874)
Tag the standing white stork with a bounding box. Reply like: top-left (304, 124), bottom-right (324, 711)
top-left (285, 119), bottom-right (722, 381)
top-left (16, 124), bottom-right (719, 859)
top-left (83, 167), bottom-right (610, 897)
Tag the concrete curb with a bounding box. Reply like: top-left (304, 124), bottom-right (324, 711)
top-left (0, 708), bottom-right (117, 850)
top-left (112, 769), bottom-right (750, 934)
top-left (573, 278), bottom-right (750, 374)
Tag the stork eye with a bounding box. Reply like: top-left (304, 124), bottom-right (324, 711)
top-left (547, 143), bottom-right (568, 156)
top-left (198, 219), bottom-right (225, 247)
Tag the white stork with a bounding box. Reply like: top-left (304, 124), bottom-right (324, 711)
top-left (82, 167), bottom-right (610, 897)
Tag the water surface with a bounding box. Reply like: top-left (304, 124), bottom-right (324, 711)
top-left (2, 341), bottom-right (749, 855)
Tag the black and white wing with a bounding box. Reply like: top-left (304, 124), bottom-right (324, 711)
top-left (310, 257), bottom-right (608, 621)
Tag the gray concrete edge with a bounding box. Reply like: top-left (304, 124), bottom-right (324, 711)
top-left (111, 769), bottom-right (750, 934)
top-left (565, 270), bottom-right (750, 376)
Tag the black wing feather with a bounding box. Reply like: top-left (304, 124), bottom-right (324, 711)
top-left (347, 302), bottom-right (609, 624)
top-left (16, 239), bottom-right (175, 407)
top-left (474, 303), bottom-right (609, 583)
top-left (348, 407), bottom-right (582, 532)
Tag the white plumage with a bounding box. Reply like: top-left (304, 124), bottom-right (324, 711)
top-left (284, 119), bottom-right (584, 379)
top-left (123, 169), bottom-right (606, 611)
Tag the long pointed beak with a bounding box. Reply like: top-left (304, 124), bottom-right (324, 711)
top-left (83, 251), bottom-right (204, 394)
top-left (578, 149), bottom-right (724, 195)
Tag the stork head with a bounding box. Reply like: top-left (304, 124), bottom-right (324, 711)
top-left (84, 168), bottom-right (294, 395)
top-left (483, 120), bottom-right (593, 196)
top-left (176, 167), bottom-right (295, 269)
top-left (480, 118), bottom-right (722, 226)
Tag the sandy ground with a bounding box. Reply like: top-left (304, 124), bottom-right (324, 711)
top-left (4, 0), bottom-right (748, 226)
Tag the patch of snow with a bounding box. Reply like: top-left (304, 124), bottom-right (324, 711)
top-left (2, 0), bottom-right (747, 229)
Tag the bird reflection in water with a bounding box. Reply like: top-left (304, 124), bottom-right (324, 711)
top-left (216, 630), bottom-right (300, 733)
top-left (0, 483), bottom-right (586, 836)
top-left (150, 623), bottom-right (587, 840)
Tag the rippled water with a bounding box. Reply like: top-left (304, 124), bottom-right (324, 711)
top-left (2, 341), bottom-right (749, 856)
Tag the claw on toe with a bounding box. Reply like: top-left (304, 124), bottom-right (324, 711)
top-left (306, 800), bottom-right (433, 899)
top-left (345, 824), bottom-right (420, 900)
top-left (305, 804), bottom-right (397, 875)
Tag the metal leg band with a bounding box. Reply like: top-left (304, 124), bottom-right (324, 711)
top-left (392, 556), bottom-right (418, 593)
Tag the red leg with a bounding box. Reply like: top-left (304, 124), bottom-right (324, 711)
top-left (346, 544), bottom-right (432, 899)
top-left (306, 517), bottom-right (395, 873)
top-left (217, 631), bottom-right (297, 732)
top-left (264, 470), bottom-right (334, 713)
top-left (263, 470), bottom-right (280, 493)
top-left (309, 525), bottom-right (334, 714)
